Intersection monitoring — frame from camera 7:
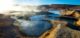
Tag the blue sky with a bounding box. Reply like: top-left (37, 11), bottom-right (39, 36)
top-left (16, 0), bottom-right (80, 5)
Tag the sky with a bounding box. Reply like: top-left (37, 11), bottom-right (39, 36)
top-left (16, 0), bottom-right (80, 5)
top-left (0, 0), bottom-right (80, 13)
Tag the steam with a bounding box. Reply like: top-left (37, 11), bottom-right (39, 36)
top-left (0, 0), bottom-right (14, 13)
top-left (0, 0), bottom-right (42, 16)
top-left (13, 0), bottom-right (42, 16)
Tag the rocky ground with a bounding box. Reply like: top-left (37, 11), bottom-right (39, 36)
top-left (39, 20), bottom-right (80, 38)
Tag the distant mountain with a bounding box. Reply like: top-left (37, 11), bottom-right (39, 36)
top-left (38, 4), bottom-right (80, 9)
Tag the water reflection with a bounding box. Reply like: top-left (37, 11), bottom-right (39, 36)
top-left (17, 19), bottom-right (52, 36)
top-left (17, 10), bottom-right (61, 36)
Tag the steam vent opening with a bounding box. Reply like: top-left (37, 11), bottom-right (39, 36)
top-left (0, 0), bottom-right (80, 38)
